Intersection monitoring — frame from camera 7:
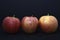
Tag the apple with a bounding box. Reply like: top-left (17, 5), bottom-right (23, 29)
top-left (21, 16), bottom-right (38, 33)
top-left (2, 15), bottom-right (20, 33)
top-left (39, 14), bottom-right (58, 33)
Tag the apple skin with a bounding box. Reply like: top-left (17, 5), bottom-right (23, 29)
top-left (21, 16), bottom-right (38, 33)
top-left (39, 15), bottom-right (58, 33)
top-left (2, 16), bottom-right (20, 33)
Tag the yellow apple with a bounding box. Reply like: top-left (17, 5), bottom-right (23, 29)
top-left (39, 14), bottom-right (58, 33)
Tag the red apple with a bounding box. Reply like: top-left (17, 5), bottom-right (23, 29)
top-left (21, 16), bottom-right (38, 33)
top-left (39, 14), bottom-right (58, 33)
top-left (2, 15), bottom-right (20, 33)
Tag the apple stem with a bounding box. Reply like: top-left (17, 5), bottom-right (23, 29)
top-left (47, 13), bottom-right (49, 16)
top-left (32, 15), bottom-right (34, 17)
top-left (13, 14), bottom-right (15, 17)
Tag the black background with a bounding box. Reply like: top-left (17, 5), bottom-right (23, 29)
top-left (0, 0), bottom-right (60, 40)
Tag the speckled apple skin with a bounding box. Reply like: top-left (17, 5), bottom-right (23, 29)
top-left (39, 16), bottom-right (58, 33)
top-left (22, 16), bottom-right (38, 33)
top-left (2, 17), bottom-right (20, 33)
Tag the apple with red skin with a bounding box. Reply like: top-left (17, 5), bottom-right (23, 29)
top-left (21, 16), bottom-right (38, 33)
top-left (39, 14), bottom-right (58, 33)
top-left (2, 16), bottom-right (20, 33)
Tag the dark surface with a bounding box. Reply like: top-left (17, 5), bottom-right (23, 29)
top-left (0, 0), bottom-right (60, 40)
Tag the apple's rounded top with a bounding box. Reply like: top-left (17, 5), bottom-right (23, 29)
top-left (3, 15), bottom-right (20, 21)
top-left (5, 14), bottom-right (17, 18)
top-left (39, 13), bottom-right (58, 22)
top-left (40, 13), bottom-right (56, 17)
top-left (23, 14), bottom-right (36, 17)
top-left (23, 15), bottom-right (37, 18)
top-left (22, 16), bottom-right (38, 21)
